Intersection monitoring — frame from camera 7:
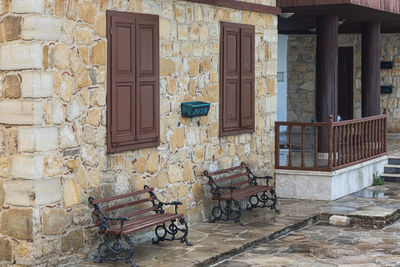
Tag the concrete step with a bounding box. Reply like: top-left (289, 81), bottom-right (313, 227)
top-left (384, 164), bottom-right (400, 174)
top-left (382, 173), bottom-right (400, 183)
top-left (388, 157), bottom-right (400, 165)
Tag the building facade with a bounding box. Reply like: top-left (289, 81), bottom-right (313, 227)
top-left (0, 0), bottom-right (278, 265)
top-left (286, 33), bottom-right (400, 133)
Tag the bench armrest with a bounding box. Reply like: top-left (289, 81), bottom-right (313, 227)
top-left (88, 197), bottom-right (129, 233)
top-left (159, 201), bottom-right (183, 215)
top-left (243, 165), bottom-right (273, 186)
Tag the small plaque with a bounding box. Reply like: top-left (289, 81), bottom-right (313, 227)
top-left (381, 86), bottom-right (393, 94)
top-left (381, 61), bottom-right (394, 69)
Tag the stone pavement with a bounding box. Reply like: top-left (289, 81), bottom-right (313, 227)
top-left (215, 220), bottom-right (400, 267)
top-left (72, 183), bottom-right (400, 267)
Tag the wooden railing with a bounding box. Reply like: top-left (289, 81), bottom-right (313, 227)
top-left (275, 112), bottom-right (388, 172)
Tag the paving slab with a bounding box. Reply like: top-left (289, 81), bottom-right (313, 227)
top-left (71, 183), bottom-right (400, 267)
top-left (215, 220), bottom-right (400, 267)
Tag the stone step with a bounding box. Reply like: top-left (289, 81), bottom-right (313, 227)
top-left (384, 164), bottom-right (400, 174)
top-left (388, 157), bottom-right (400, 165)
top-left (382, 173), bottom-right (400, 183)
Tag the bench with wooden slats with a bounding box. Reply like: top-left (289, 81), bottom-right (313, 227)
top-left (204, 162), bottom-right (279, 225)
top-left (88, 185), bottom-right (191, 267)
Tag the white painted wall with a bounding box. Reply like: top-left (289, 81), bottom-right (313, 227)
top-left (277, 34), bottom-right (288, 122)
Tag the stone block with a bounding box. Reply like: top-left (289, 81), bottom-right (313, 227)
top-left (91, 41), bottom-right (106, 65)
top-left (11, 154), bottom-right (44, 179)
top-left (55, 0), bottom-right (66, 16)
top-left (20, 71), bottom-right (53, 98)
top-left (60, 125), bottom-right (77, 148)
top-left (44, 153), bottom-right (63, 177)
top-left (0, 156), bottom-right (10, 177)
top-left (192, 182), bottom-right (205, 203)
top-left (72, 205), bottom-right (91, 225)
top-left (3, 75), bottom-right (21, 99)
top-left (0, 0), bottom-right (9, 15)
top-left (3, 16), bottom-right (21, 41)
top-left (188, 60), bottom-right (200, 76)
top-left (35, 178), bottom-right (62, 205)
top-left (95, 14), bottom-right (106, 37)
top-left (177, 25), bottom-right (188, 40)
top-left (329, 215), bottom-right (350, 227)
top-left (159, 19), bottom-right (170, 40)
top-left (76, 25), bottom-right (92, 45)
top-left (170, 127), bottom-right (184, 150)
top-left (43, 208), bottom-right (71, 235)
top-left (18, 127), bottom-right (34, 152)
top-left (63, 178), bottom-right (81, 207)
top-left (133, 157), bottom-right (146, 173)
top-left (0, 100), bottom-right (43, 125)
top-left (50, 44), bottom-right (69, 69)
top-left (10, 0), bottom-right (43, 13)
top-left (79, 1), bottom-right (96, 24)
top-left (22, 16), bottom-right (62, 40)
top-left (0, 43), bottom-right (42, 70)
top-left (19, 127), bottom-right (58, 152)
top-left (167, 164), bottom-right (182, 183)
top-left (66, 158), bottom-right (80, 172)
top-left (146, 152), bottom-right (158, 174)
top-left (3, 180), bottom-right (34, 206)
top-left (0, 237), bottom-right (12, 262)
top-left (183, 161), bottom-right (194, 181)
top-left (75, 166), bottom-right (87, 190)
top-left (1, 209), bottom-right (33, 240)
top-left (61, 229), bottom-right (84, 252)
top-left (0, 180), bottom-right (4, 206)
top-left (160, 59), bottom-right (175, 76)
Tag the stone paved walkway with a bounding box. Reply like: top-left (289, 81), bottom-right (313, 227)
top-left (72, 183), bottom-right (400, 267)
top-left (215, 220), bottom-right (400, 267)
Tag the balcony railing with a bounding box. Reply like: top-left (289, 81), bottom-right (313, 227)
top-left (275, 112), bottom-right (388, 172)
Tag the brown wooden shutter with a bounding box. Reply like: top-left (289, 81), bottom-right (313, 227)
top-left (107, 11), bottom-right (160, 153)
top-left (220, 22), bottom-right (255, 136)
top-left (135, 16), bottom-right (159, 141)
top-left (221, 23), bottom-right (241, 133)
top-left (109, 11), bottom-right (136, 148)
top-left (240, 26), bottom-right (255, 128)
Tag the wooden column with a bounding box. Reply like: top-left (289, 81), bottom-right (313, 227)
top-left (362, 21), bottom-right (381, 117)
top-left (316, 15), bottom-right (338, 152)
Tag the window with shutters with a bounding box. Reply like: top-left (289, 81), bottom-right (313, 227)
top-left (106, 10), bottom-right (160, 153)
top-left (220, 22), bottom-right (255, 137)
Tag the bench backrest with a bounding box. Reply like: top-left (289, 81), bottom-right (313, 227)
top-left (204, 163), bottom-right (252, 191)
top-left (89, 186), bottom-right (157, 223)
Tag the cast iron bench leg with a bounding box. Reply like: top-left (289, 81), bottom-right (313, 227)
top-left (233, 200), bottom-right (244, 226)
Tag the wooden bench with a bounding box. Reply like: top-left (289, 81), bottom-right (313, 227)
top-left (204, 162), bottom-right (279, 225)
top-left (88, 185), bottom-right (191, 267)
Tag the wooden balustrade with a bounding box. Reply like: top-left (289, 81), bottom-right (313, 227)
top-left (275, 111), bottom-right (388, 172)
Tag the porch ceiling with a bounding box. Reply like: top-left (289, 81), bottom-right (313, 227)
top-left (278, 1), bottom-right (400, 34)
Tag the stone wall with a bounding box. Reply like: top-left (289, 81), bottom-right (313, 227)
top-left (286, 33), bottom-right (400, 133)
top-left (0, 0), bottom-right (277, 265)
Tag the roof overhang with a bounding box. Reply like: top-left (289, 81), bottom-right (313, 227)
top-left (278, 0), bottom-right (400, 34)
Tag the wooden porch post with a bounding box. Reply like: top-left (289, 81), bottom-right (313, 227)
top-left (316, 15), bottom-right (338, 152)
top-left (362, 21), bottom-right (381, 117)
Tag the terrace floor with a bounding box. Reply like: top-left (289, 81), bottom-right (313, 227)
top-left (215, 220), bottom-right (400, 267)
top-left (72, 183), bottom-right (400, 267)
